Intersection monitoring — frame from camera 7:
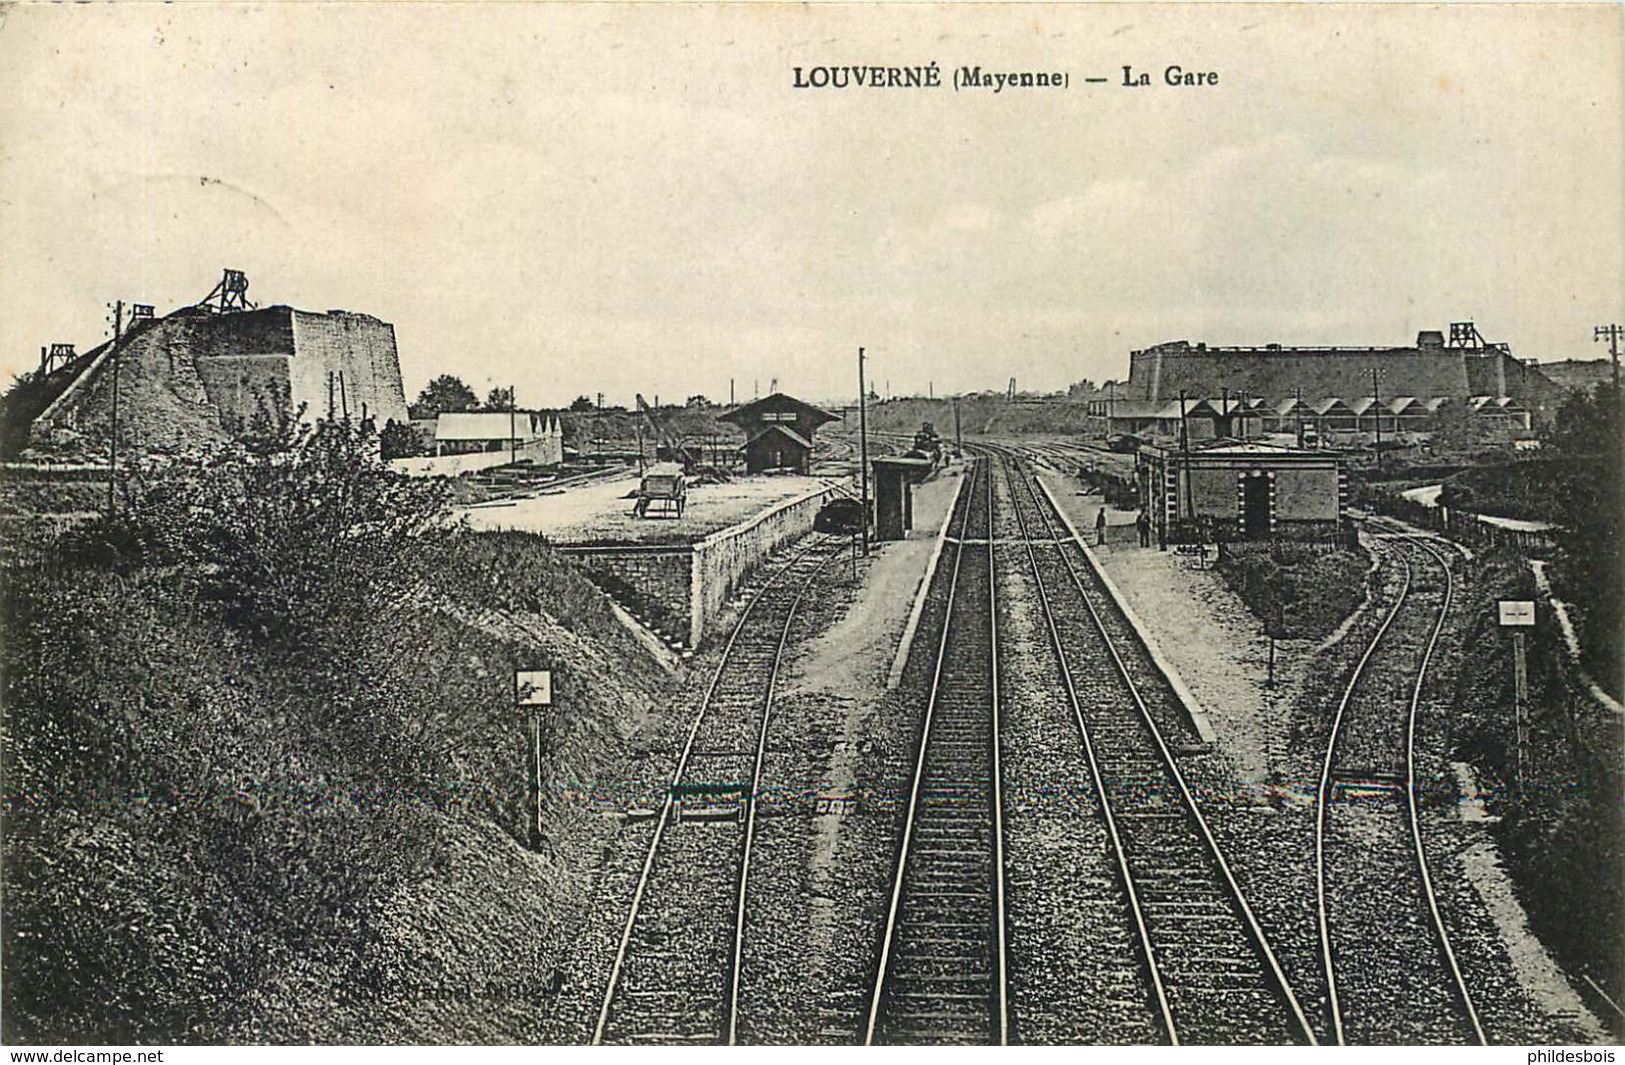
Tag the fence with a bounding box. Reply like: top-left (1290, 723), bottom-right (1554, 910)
top-left (1368, 494), bottom-right (1556, 556)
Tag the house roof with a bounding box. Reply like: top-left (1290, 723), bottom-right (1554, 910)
top-left (719, 392), bottom-right (837, 428)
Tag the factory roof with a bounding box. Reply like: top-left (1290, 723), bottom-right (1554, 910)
top-left (435, 411), bottom-right (556, 442)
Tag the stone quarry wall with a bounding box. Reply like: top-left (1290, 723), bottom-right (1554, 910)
top-left (29, 315), bottom-right (234, 452)
top-left (25, 305), bottom-right (411, 454)
top-left (288, 311), bottom-right (410, 428)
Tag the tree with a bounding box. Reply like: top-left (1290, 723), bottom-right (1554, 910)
top-left (685, 394), bottom-right (711, 409)
top-left (483, 386), bottom-right (515, 412)
top-left (568, 395), bottom-right (597, 413)
top-left (379, 418), bottom-right (425, 460)
top-left (409, 375), bottom-right (478, 419)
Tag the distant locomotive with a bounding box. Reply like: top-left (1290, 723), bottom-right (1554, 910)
top-left (910, 421), bottom-right (945, 466)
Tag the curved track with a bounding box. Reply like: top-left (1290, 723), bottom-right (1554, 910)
top-left (593, 535), bottom-right (841, 1045)
top-left (1314, 526), bottom-right (1486, 1045)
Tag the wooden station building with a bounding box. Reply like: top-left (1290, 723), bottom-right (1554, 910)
top-left (1136, 439), bottom-right (1347, 544)
top-left (719, 393), bottom-right (836, 475)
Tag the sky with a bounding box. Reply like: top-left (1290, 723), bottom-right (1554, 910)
top-left (1, 3), bottom-right (1622, 410)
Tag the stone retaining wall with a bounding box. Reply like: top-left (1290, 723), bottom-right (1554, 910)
top-left (688, 479), bottom-right (849, 647)
top-left (555, 544), bottom-right (693, 643)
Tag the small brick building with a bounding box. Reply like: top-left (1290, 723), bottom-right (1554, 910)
top-left (718, 393), bottom-right (836, 475)
top-left (1136, 439), bottom-right (1346, 544)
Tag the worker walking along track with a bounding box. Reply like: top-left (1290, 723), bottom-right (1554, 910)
top-left (593, 535), bottom-right (842, 1045)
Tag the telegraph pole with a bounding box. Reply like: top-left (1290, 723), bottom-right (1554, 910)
top-left (1178, 390), bottom-right (1195, 525)
top-left (1596, 323), bottom-right (1623, 395)
top-left (858, 347), bottom-right (870, 556)
top-left (106, 300), bottom-right (124, 511)
top-left (1371, 367), bottom-right (1382, 450)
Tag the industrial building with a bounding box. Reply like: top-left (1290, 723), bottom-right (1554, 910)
top-left (434, 411), bottom-right (564, 464)
top-left (718, 393), bottom-right (836, 475)
top-left (1136, 439), bottom-right (1347, 544)
top-left (1098, 323), bottom-right (1562, 436)
top-left (7, 271), bottom-right (410, 458)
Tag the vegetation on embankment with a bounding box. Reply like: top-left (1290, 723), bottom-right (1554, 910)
top-left (1214, 541), bottom-right (1373, 641)
top-left (1, 423), bottom-right (668, 1043)
top-left (1446, 547), bottom-right (1624, 1029)
top-left (857, 395), bottom-right (1100, 439)
top-left (1360, 384), bottom-right (1620, 698)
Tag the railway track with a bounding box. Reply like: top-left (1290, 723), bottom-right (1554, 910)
top-left (1315, 526), bottom-right (1487, 1045)
top-left (867, 449), bottom-right (1315, 1044)
top-left (865, 456), bottom-right (1008, 1044)
top-left (994, 449), bottom-right (1316, 1044)
top-left (592, 534), bottom-right (841, 1045)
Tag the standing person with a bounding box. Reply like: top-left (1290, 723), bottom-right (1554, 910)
top-left (1095, 506), bottom-right (1107, 546)
top-left (1137, 511), bottom-right (1150, 547)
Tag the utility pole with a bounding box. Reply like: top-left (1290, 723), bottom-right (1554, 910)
top-left (953, 396), bottom-right (963, 456)
top-left (1596, 323), bottom-right (1623, 395)
top-left (1295, 386), bottom-right (1305, 449)
top-left (510, 385), bottom-right (517, 466)
top-left (106, 300), bottom-right (124, 511)
top-left (730, 378), bottom-right (735, 406)
top-left (1371, 367), bottom-right (1382, 450)
top-left (858, 347), bottom-right (870, 556)
top-left (1178, 390), bottom-right (1195, 525)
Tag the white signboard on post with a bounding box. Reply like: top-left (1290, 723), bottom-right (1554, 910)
top-left (1498, 601), bottom-right (1536, 627)
top-left (516, 670), bottom-right (553, 707)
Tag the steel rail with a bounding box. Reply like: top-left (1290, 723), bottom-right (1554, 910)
top-left (727, 544), bottom-right (841, 1044)
top-left (1313, 536), bottom-right (1414, 1046)
top-left (1315, 527), bottom-right (1486, 1045)
top-left (987, 460), bottom-right (1011, 1046)
top-left (1403, 535), bottom-right (1487, 1045)
top-left (864, 457), bottom-right (1008, 1044)
top-left (1001, 446), bottom-right (1319, 1045)
top-left (592, 534), bottom-right (834, 1045)
top-left (996, 450), bottom-right (1179, 1043)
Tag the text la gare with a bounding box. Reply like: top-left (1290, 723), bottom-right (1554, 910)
top-left (1123, 65), bottom-right (1219, 87)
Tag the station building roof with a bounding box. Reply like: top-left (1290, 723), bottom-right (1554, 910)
top-left (744, 423), bottom-right (814, 450)
top-left (719, 393), bottom-right (837, 428)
